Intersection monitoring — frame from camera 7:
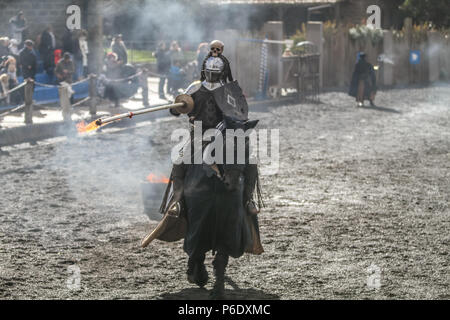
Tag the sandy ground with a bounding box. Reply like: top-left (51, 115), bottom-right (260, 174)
top-left (0, 85), bottom-right (449, 300)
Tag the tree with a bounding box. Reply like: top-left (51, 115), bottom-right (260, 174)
top-left (400, 0), bottom-right (450, 28)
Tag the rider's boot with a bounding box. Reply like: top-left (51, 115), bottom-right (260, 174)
top-left (210, 252), bottom-right (228, 300)
top-left (243, 164), bottom-right (260, 215)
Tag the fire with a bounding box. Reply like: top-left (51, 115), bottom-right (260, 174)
top-left (76, 119), bottom-right (101, 133)
top-left (146, 173), bottom-right (170, 184)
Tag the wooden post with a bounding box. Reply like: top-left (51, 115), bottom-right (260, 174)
top-left (58, 83), bottom-right (72, 123)
top-left (307, 21), bottom-right (323, 89)
top-left (24, 79), bottom-right (34, 124)
top-left (140, 70), bottom-right (150, 107)
top-left (89, 75), bottom-right (97, 115)
top-left (382, 30), bottom-right (394, 87)
top-left (87, 0), bottom-right (104, 76)
top-left (428, 31), bottom-right (440, 83)
top-left (404, 17), bottom-right (413, 84)
top-left (262, 21), bottom-right (284, 89)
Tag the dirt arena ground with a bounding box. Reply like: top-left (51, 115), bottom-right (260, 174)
top-left (0, 85), bottom-right (449, 300)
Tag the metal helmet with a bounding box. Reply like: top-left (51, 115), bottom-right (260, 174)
top-left (202, 56), bottom-right (225, 91)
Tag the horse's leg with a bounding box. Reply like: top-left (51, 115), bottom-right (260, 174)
top-left (187, 252), bottom-right (208, 288)
top-left (210, 251), bottom-right (229, 299)
top-left (243, 164), bottom-right (260, 215)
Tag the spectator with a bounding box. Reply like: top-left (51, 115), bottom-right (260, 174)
top-left (8, 39), bottom-right (20, 77)
top-left (54, 49), bottom-right (62, 66)
top-left (103, 52), bottom-right (121, 108)
top-left (72, 30), bottom-right (83, 80)
top-left (78, 30), bottom-right (89, 78)
top-left (39, 25), bottom-right (56, 79)
top-left (169, 41), bottom-right (183, 65)
top-left (62, 28), bottom-right (74, 56)
top-left (167, 60), bottom-right (184, 96)
top-left (0, 38), bottom-right (10, 57)
top-left (55, 52), bottom-right (75, 84)
top-left (101, 52), bottom-right (139, 108)
top-left (196, 42), bottom-right (209, 76)
top-left (19, 40), bottom-right (37, 80)
top-left (8, 11), bottom-right (28, 46)
top-left (8, 38), bottom-right (20, 57)
top-left (111, 34), bottom-right (128, 65)
top-left (154, 41), bottom-right (170, 99)
top-left (0, 55), bottom-right (20, 105)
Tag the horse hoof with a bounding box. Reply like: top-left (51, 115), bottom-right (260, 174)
top-left (195, 263), bottom-right (209, 288)
top-left (187, 262), bottom-right (208, 288)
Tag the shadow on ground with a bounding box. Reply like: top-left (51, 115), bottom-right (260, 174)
top-left (158, 277), bottom-right (280, 300)
top-left (362, 105), bottom-right (401, 113)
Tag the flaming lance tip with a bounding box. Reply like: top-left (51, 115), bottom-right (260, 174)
top-left (94, 94), bottom-right (194, 126)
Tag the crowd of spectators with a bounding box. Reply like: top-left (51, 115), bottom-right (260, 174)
top-left (154, 40), bottom-right (209, 99)
top-left (0, 11), bottom-right (90, 107)
top-left (0, 10), bottom-right (210, 109)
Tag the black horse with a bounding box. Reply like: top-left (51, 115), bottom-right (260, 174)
top-left (181, 115), bottom-right (262, 299)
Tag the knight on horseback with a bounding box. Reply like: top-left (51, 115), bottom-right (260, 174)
top-left (155, 40), bottom-right (263, 299)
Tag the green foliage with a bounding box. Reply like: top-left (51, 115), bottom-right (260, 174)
top-left (391, 22), bottom-right (449, 41)
top-left (289, 26), bottom-right (307, 55)
top-left (400, 0), bottom-right (450, 28)
top-left (348, 25), bottom-right (384, 45)
top-left (323, 21), bottom-right (338, 39)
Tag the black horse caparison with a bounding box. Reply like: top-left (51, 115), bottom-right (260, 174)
top-left (183, 115), bottom-right (259, 299)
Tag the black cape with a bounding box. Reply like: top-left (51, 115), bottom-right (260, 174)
top-left (348, 60), bottom-right (377, 99)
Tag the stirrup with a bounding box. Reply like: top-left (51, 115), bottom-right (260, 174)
top-left (167, 201), bottom-right (181, 218)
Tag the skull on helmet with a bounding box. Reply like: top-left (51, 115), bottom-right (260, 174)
top-left (209, 40), bottom-right (224, 57)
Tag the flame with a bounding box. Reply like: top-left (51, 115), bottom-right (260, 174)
top-left (76, 115), bottom-right (125, 134)
top-left (146, 173), bottom-right (170, 184)
top-left (76, 119), bottom-right (101, 133)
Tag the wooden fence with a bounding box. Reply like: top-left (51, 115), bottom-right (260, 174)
top-left (322, 26), bottom-right (450, 89)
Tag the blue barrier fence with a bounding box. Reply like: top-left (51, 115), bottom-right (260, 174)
top-left (0, 72), bottom-right (89, 113)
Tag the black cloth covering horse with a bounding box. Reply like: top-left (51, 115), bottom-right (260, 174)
top-left (182, 117), bottom-right (260, 260)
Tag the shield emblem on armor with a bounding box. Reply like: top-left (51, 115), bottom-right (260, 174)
top-left (212, 80), bottom-right (248, 120)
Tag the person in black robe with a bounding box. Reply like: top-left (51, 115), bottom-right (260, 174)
top-left (62, 28), bottom-right (74, 57)
top-left (111, 34), bottom-right (128, 65)
top-left (19, 40), bottom-right (37, 80)
top-left (39, 25), bottom-right (56, 79)
top-left (349, 52), bottom-right (377, 107)
top-left (154, 41), bottom-right (171, 99)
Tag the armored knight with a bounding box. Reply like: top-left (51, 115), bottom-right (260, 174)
top-left (159, 40), bottom-right (263, 299)
top-left (169, 40), bottom-right (260, 214)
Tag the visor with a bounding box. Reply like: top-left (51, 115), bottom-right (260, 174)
top-left (204, 69), bottom-right (222, 83)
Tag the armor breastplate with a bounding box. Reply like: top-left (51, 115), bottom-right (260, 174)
top-left (189, 86), bottom-right (223, 130)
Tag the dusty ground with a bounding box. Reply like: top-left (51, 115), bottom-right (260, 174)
top-left (0, 85), bottom-right (449, 300)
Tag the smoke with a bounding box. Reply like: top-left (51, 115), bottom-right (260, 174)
top-left (377, 53), bottom-right (394, 65)
top-left (99, 0), bottom-right (259, 45)
top-left (48, 121), bottom-right (173, 219)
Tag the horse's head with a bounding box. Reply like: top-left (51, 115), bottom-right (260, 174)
top-left (220, 116), bottom-right (258, 192)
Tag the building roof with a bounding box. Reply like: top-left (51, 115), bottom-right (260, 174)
top-left (201, 0), bottom-right (339, 4)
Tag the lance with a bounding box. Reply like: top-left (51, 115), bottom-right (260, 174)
top-left (94, 94), bottom-right (194, 126)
